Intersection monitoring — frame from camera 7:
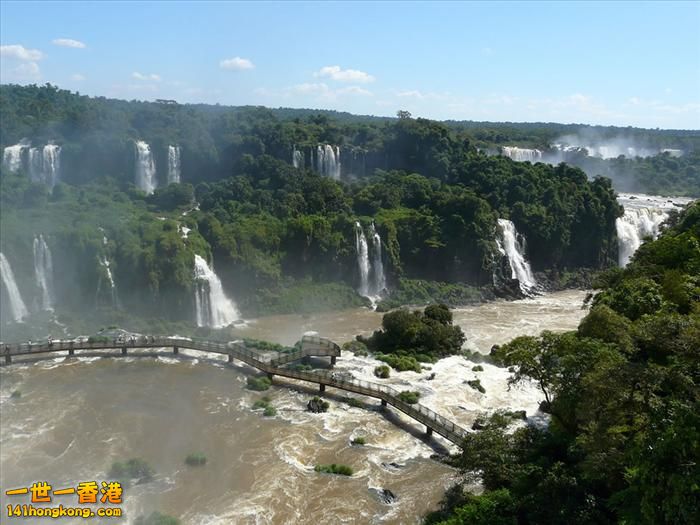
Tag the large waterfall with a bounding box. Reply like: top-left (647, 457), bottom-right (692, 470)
top-left (168, 145), bottom-right (181, 184)
top-left (193, 254), bottom-right (240, 328)
top-left (28, 144), bottom-right (61, 188)
top-left (502, 147), bottom-right (543, 162)
top-left (135, 141), bottom-right (157, 194)
top-left (2, 141), bottom-right (28, 173)
top-left (615, 194), bottom-right (691, 266)
top-left (33, 235), bottom-right (55, 311)
top-left (369, 222), bottom-right (386, 294)
top-left (315, 144), bottom-right (341, 179)
top-left (0, 252), bottom-right (29, 322)
top-left (97, 257), bottom-right (118, 307)
top-left (497, 219), bottom-right (537, 293)
top-left (355, 222), bottom-right (371, 297)
top-left (292, 147), bottom-right (304, 169)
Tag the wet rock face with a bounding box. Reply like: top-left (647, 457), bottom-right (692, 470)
top-left (371, 487), bottom-right (397, 504)
top-left (307, 397), bottom-right (329, 413)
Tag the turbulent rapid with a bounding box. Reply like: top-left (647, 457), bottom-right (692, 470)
top-left (0, 290), bottom-right (588, 524)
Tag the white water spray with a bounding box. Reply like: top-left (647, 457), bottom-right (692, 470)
top-left (369, 222), bottom-right (386, 294)
top-left (497, 219), bottom-right (536, 293)
top-left (2, 141), bottom-right (29, 173)
top-left (315, 144), bottom-right (341, 179)
top-left (292, 147), bottom-right (304, 169)
top-left (28, 144), bottom-right (61, 188)
top-left (168, 145), bottom-right (181, 184)
top-left (135, 141), bottom-right (157, 194)
top-left (33, 235), bottom-right (55, 311)
top-left (502, 147), bottom-right (542, 162)
top-left (0, 252), bottom-right (29, 322)
top-left (355, 222), bottom-right (371, 297)
top-left (193, 254), bottom-right (240, 328)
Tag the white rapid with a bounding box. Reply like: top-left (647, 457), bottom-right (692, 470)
top-left (0, 252), bottom-right (29, 322)
top-left (502, 146), bottom-right (542, 162)
top-left (369, 222), bottom-right (386, 295)
top-left (616, 193), bottom-right (693, 266)
top-left (28, 144), bottom-right (61, 188)
top-left (193, 254), bottom-right (240, 328)
top-left (33, 235), bottom-right (55, 311)
top-left (2, 141), bottom-right (28, 173)
top-left (167, 145), bottom-right (181, 184)
top-left (497, 219), bottom-right (536, 293)
top-left (315, 144), bottom-right (341, 179)
top-left (292, 147), bottom-right (304, 169)
top-left (355, 222), bottom-right (371, 297)
top-left (134, 140), bottom-right (157, 194)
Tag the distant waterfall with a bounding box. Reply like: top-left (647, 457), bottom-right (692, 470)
top-left (316, 144), bottom-right (341, 179)
top-left (497, 219), bottom-right (536, 293)
top-left (292, 147), bottom-right (304, 169)
top-left (28, 145), bottom-right (61, 187)
top-left (369, 222), bottom-right (386, 294)
top-left (168, 145), bottom-right (181, 184)
top-left (502, 147), bottom-right (542, 162)
top-left (97, 257), bottom-right (118, 307)
top-left (193, 254), bottom-right (240, 328)
top-left (355, 222), bottom-right (371, 297)
top-left (135, 141), bottom-right (157, 194)
top-left (2, 141), bottom-right (28, 173)
top-left (33, 235), bottom-right (55, 311)
top-left (0, 252), bottom-right (29, 322)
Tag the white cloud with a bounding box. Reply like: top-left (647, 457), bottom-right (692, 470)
top-left (132, 72), bottom-right (161, 81)
top-left (219, 57), bottom-right (254, 70)
top-left (337, 86), bottom-right (373, 96)
top-left (71, 73), bottom-right (86, 81)
top-left (397, 90), bottom-right (425, 99)
top-left (52, 38), bottom-right (86, 49)
top-left (2, 62), bottom-right (41, 82)
top-left (315, 65), bottom-right (375, 83)
top-left (0, 44), bottom-right (44, 61)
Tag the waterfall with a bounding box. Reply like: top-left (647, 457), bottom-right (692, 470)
top-left (497, 219), bottom-right (536, 293)
top-left (0, 252), bottom-right (29, 322)
top-left (369, 222), bottom-right (386, 294)
top-left (28, 145), bottom-right (61, 187)
top-left (502, 147), bottom-right (542, 162)
top-left (355, 222), bottom-right (371, 297)
top-left (193, 254), bottom-right (240, 328)
top-left (2, 142), bottom-right (28, 173)
top-left (97, 257), bottom-right (118, 307)
top-left (316, 144), bottom-right (341, 179)
top-left (292, 147), bottom-right (304, 169)
top-left (33, 235), bottom-right (55, 311)
top-left (168, 145), bottom-right (181, 184)
top-left (134, 141), bottom-right (157, 194)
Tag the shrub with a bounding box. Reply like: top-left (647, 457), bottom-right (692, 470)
top-left (252, 398), bottom-right (271, 410)
top-left (376, 353), bottom-right (422, 373)
top-left (467, 379), bottom-right (486, 394)
top-left (10, 390), bottom-right (21, 399)
top-left (374, 365), bottom-right (391, 378)
top-left (109, 458), bottom-right (154, 482)
top-left (263, 406), bottom-right (277, 417)
top-left (307, 396), bottom-right (330, 413)
top-left (314, 463), bottom-right (354, 476)
top-left (343, 340), bottom-right (369, 356)
top-left (397, 391), bottom-right (421, 404)
top-left (351, 437), bottom-right (366, 446)
top-left (472, 365), bottom-right (484, 372)
top-left (184, 453), bottom-right (207, 466)
top-left (246, 376), bottom-right (272, 391)
top-left (341, 396), bottom-right (364, 408)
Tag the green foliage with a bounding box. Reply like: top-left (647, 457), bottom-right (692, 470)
top-left (342, 340), bottom-right (368, 356)
top-left (466, 379), bottom-right (485, 394)
top-left (376, 353), bottom-right (423, 372)
top-left (108, 458), bottom-right (154, 483)
top-left (314, 463), bottom-right (353, 476)
top-left (246, 376), bottom-right (272, 391)
top-left (184, 453), bottom-right (207, 466)
top-left (10, 390), bottom-right (21, 399)
top-left (263, 406), bottom-right (277, 417)
top-left (373, 365), bottom-right (391, 378)
top-left (471, 365), bottom-right (484, 372)
top-left (252, 396), bottom-right (272, 410)
top-left (397, 391), bottom-right (421, 404)
top-left (351, 437), bottom-right (366, 446)
top-left (376, 279), bottom-right (483, 311)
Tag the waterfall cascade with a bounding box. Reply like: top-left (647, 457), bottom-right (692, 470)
top-left (369, 222), bottom-right (386, 294)
top-left (615, 194), bottom-right (692, 267)
top-left (28, 144), bottom-right (61, 188)
top-left (502, 147), bottom-right (542, 162)
top-left (355, 222), bottom-right (371, 297)
top-left (97, 257), bottom-right (118, 307)
top-left (497, 219), bottom-right (537, 293)
top-left (355, 222), bottom-right (387, 300)
top-left (315, 144), bottom-right (341, 179)
top-left (0, 252), bottom-right (29, 322)
top-left (135, 141), bottom-right (157, 194)
top-left (292, 147), bottom-right (304, 169)
top-left (2, 142), bottom-right (28, 173)
top-left (33, 235), bottom-right (55, 311)
top-left (168, 145), bottom-right (181, 184)
top-left (193, 254), bottom-right (240, 328)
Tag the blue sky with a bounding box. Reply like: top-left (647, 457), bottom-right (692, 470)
top-left (1, 1), bottom-right (699, 128)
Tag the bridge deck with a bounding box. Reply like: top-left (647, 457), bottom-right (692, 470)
top-left (1, 335), bottom-right (468, 445)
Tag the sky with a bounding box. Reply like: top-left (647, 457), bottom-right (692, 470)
top-left (1, 1), bottom-right (699, 129)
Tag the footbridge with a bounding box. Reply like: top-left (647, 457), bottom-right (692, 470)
top-left (2, 335), bottom-right (469, 445)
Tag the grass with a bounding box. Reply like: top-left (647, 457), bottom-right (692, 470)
top-left (184, 453), bottom-right (207, 466)
top-left (246, 376), bottom-right (272, 391)
top-left (397, 391), bottom-right (421, 404)
top-left (314, 463), bottom-right (354, 476)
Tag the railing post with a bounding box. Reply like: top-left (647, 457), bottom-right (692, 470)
top-left (173, 346), bottom-right (179, 355)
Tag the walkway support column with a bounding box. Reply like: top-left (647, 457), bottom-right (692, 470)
top-left (121, 347), bottom-right (127, 356)
top-left (68, 349), bottom-right (75, 356)
top-left (330, 356), bottom-right (337, 367)
top-left (319, 384), bottom-right (326, 393)
top-left (267, 373), bottom-right (274, 381)
top-left (228, 354), bottom-right (233, 363)
top-left (4, 354), bottom-right (11, 364)
top-left (381, 399), bottom-right (387, 407)
top-left (426, 427), bottom-right (433, 437)
top-left (173, 346), bottom-right (179, 355)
